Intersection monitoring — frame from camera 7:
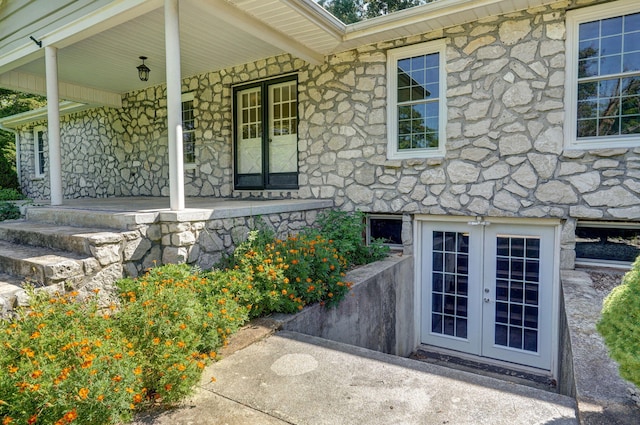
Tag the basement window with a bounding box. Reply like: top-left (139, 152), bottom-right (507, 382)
top-left (575, 221), bottom-right (640, 267)
top-left (366, 214), bottom-right (403, 248)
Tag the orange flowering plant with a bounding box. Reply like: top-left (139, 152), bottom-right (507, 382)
top-left (0, 289), bottom-right (146, 425)
top-left (114, 264), bottom-right (247, 403)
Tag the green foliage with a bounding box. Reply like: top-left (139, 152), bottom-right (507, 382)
top-left (0, 290), bottom-right (147, 425)
top-left (115, 264), bottom-right (247, 403)
top-left (0, 202), bottom-right (20, 221)
top-left (313, 209), bottom-right (389, 266)
top-left (318, 0), bottom-right (427, 23)
top-left (212, 230), bottom-right (351, 317)
top-left (0, 265), bottom-right (248, 425)
top-left (0, 189), bottom-right (23, 201)
top-left (597, 257), bottom-right (640, 387)
top-left (0, 89), bottom-right (47, 190)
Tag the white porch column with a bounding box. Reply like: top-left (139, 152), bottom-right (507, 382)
top-left (165, 0), bottom-right (184, 211)
top-left (45, 46), bottom-right (63, 205)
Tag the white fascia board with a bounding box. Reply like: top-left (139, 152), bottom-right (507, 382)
top-left (0, 101), bottom-right (92, 130)
top-left (343, 0), bottom-right (555, 41)
top-left (280, 0), bottom-right (346, 40)
top-left (0, 70), bottom-right (122, 108)
top-left (192, 0), bottom-right (325, 66)
top-left (0, 0), bottom-right (163, 74)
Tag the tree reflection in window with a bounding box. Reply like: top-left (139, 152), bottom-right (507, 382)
top-left (576, 12), bottom-right (640, 138)
top-left (397, 52), bottom-right (439, 150)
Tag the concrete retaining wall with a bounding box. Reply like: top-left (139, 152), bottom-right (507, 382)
top-left (277, 254), bottom-right (415, 357)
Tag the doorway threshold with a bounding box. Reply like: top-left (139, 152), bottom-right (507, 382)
top-left (410, 345), bottom-right (557, 393)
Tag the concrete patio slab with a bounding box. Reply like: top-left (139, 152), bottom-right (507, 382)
top-left (134, 331), bottom-right (578, 425)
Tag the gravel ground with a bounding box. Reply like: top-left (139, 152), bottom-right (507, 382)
top-left (587, 268), bottom-right (626, 294)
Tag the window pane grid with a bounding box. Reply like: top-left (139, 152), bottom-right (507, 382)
top-left (494, 236), bottom-right (540, 353)
top-left (397, 51), bottom-right (440, 151)
top-left (577, 12), bottom-right (640, 138)
top-left (37, 131), bottom-right (46, 175)
top-left (271, 82), bottom-right (297, 137)
top-left (182, 99), bottom-right (196, 164)
top-left (431, 231), bottom-right (469, 340)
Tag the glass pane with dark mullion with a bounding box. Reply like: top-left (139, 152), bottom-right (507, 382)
top-left (495, 324), bottom-right (508, 347)
top-left (524, 329), bottom-right (538, 352)
top-left (444, 316), bottom-right (455, 336)
top-left (432, 313), bottom-right (443, 334)
top-left (509, 326), bottom-right (523, 350)
top-left (456, 318), bottom-right (467, 339)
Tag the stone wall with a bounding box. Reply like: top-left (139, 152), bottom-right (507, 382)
top-left (15, 0), bottom-right (637, 269)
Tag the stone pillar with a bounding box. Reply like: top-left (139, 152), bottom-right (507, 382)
top-left (45, 46), bottom-right (63, 205)
top-left (165, 0), bottom-right (185, 211)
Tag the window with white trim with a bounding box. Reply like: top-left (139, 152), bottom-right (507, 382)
top-left (33, 126), bottom-right (46, 178)
top-left (182, 92), bottom-right (196, 167)
top-left (387, 39), bottom-right (447, 159)
top-left (566, 0), bottom-right (640, 149)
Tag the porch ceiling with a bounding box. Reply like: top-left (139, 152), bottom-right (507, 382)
top-left (0, 0), bottom-right (565, 109)
top-left (0, 0), bottom-right (340, 107)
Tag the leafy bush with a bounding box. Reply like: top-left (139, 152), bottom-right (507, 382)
top-left (211, 230), bottom-right (351, 318)
top-left (0, 290), bottom-right (147, 425)
top-left (0, 188), bottom-right (23, 201)
top-left (0, 265), bottom-right (248, 425)
top-left (114, 264), bottom-right (247, 403)
top-left (0, 202), bottom-right (20, 221)
top-left (598, 258), bottom-right (640, 387)
top-left (312, 210), bottom-right (389, 266)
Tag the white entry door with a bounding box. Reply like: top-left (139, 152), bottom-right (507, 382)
top-left (420, 220), bottom-right (557, 371)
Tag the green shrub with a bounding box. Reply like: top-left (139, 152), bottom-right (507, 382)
top-left (114, 264), bottom-right (247, 403)
top-left (213, 230), bottom-right (352, 317)
top-left (0, 188), bottom-right (23, 201)
top-left (597, 258), bottom-right (640, 387)
top-left (0, 290), bottom-right (147, 425)
top-left (0, 202), bottom-right (20, 221)
top-left (311, 210), bottom-right (389, 266)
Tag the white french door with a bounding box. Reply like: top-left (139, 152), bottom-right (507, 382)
top-left (420, 219), bottom-right (558, 371)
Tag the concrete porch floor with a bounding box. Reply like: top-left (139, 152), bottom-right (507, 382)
top-left (24, 197), bottom-right (333, 229)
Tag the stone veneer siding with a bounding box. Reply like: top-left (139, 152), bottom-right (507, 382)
top-left (118, 207), bottom-right (328, 277)
top-left (15, 0), bottom-right (638, 269)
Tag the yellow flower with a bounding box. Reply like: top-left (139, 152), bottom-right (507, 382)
top-left (78, 387), bottom-right (89, 400)
top-left (133, 367), bottom-right (142, 375)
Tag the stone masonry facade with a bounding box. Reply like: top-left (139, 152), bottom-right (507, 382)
top-left (14, 0), bottom-right (637, 269)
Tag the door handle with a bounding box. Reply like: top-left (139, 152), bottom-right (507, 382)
top-left (484, 297), bottom-right (491, 303)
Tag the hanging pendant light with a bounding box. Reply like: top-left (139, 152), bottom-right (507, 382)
top-left (137, 56), bottom-right (150, 81)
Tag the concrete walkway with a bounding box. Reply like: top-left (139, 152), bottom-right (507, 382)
top-left (133, 331), bottom-right (577, 425)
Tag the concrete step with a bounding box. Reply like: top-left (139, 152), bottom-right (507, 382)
top-left (0, 219), bottom-right (123, 256)
top-left (0, 239), bottom-right (90, 287)
top-left (26, 206), bottom-right (156, 230)
top-left (0, 272), bottom-right (25, 316)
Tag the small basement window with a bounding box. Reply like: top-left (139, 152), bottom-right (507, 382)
top-left (575, 221), bottom-right (640, 267)
top-left (367, 214), bottom-right (403, 248)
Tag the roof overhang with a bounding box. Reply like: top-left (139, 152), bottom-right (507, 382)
top-left (0, 0), bottom-right (568, 110)
top-left (0, 101), bottom-right (92, 131)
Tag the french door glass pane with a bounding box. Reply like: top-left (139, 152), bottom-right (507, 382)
top-left (269, 81), bottom-right (297, 173)
top-left (431, 231), bottom-right (469, 339)
top-left (237, 87), bottom-right (262, 174)
top-left (494, 236), bottom-right (541, 352)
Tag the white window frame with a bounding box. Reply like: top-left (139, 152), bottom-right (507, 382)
top-left (565, 0), bottom-right (640, 149)
top-left (181, 92), bottom-right (196, 170)
top-left (387, 39), bottom-right (447, 160)
top-left (33, 126), bottom-right (46, 178)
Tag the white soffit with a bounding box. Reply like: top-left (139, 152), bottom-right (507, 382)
top-left (338, 0), bottom-right (563, 51)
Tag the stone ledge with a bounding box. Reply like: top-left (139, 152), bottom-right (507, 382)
top-left (561, 270), bottom-right (640, 425)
